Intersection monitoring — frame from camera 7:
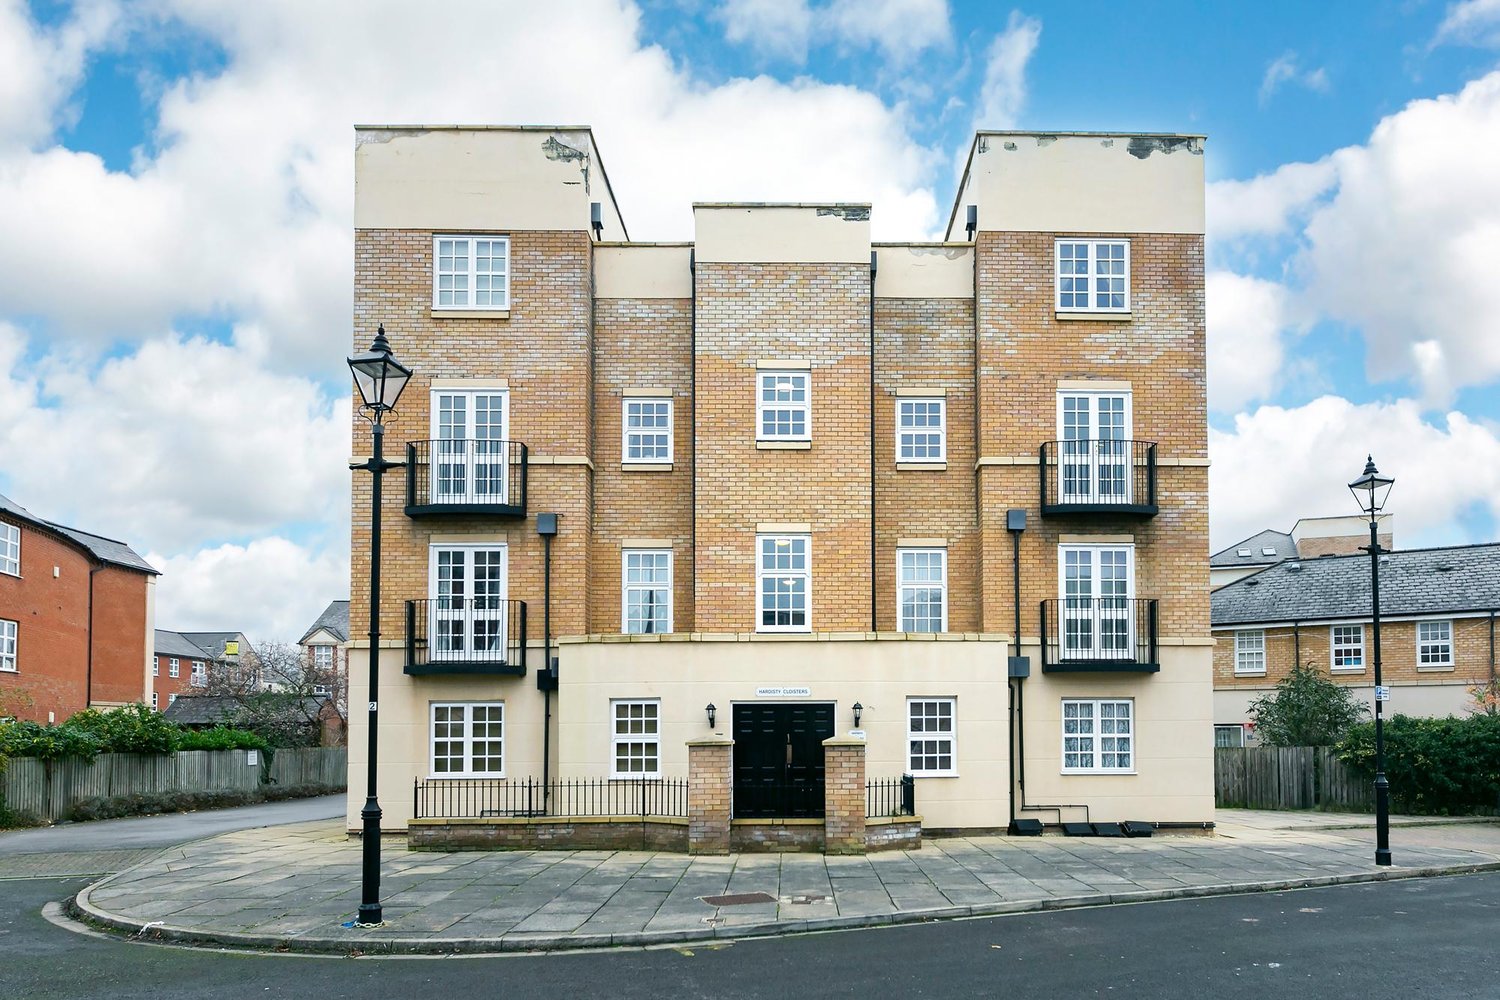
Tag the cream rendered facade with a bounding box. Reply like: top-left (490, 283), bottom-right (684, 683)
top-left (348, 126), bottom-right (1215, 835)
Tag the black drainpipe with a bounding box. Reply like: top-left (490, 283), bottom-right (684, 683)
top-left (1489, 610), bottom-right (1496, 683)
top-left (869, 249), bottom-right (878, 631)
top-left (537, 513), bottom-right (558, 810)
top-left (1293, 621), bottom-right (1301, 669)
top-left (1008, 519), bottom-right (1022, 828)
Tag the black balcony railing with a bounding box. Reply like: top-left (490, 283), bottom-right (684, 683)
top-left (414, 776), bottom-right (689, 819)
top-left (866, 775), bottom-right (916, 818)
top-left (1040, 598), bottom-right (1160, 673)
top-left (1039, 440), bottom-right (1157, 516)
top-left (405, 439), bottom-right (528, 517)
top-left (404, 598), bottom-right (527, 676)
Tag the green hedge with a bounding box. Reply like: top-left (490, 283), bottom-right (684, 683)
top-left (65, 783), bottom-right (344, 823)
top-left (0, 706), bottom-right (270, 761)
top-left (1337, 714), bottom-right (1500, 815)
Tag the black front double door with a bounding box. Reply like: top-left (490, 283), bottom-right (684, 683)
top-left (732, 703), bottom-right (835, 818)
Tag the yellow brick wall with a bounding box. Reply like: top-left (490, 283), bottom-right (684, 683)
top-left (1214, 617), bottom-right (1497, 688)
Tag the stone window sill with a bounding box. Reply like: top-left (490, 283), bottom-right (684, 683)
top-left (896, 462), bottom-right (947, 472)
top-left (621, 462), bottom-right (673, 472)
top-left (1416, 664), bottom-right (1455, 672)
top-left (756, 440), bottom-right (812, 450)
top-left (430, 308), bottom-right (511, 320)
top-left (1056, 311), bottom-right (1131, 322)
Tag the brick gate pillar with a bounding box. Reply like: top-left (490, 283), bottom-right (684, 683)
top-left (822, 736), bottom-right (867, 855)
top-left (687, 735), bottom-right (734, 855)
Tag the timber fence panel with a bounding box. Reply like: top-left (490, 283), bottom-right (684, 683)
top-left (2, 758), bottom-right (47, 819)
top-left (1214, 746), bottom-right (1375, 813)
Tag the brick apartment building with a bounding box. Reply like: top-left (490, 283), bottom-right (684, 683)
top-left (0, 492), bottom-right (157, 723)
top-left (348, 126), bottom-right (1214, 833)
top-left (151, 630), bottom-right (256, 710)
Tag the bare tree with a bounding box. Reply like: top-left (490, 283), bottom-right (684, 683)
top-left (199, 641), bottom-right (342, 747)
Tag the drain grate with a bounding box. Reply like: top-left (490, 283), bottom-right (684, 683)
top-left (700, 891), bottom-right (778, 906)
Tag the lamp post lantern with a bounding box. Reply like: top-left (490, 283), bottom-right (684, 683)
top-left (1349, 454), bottom-right (1394, 867)
top-left (348, 324), bottom-right (413, 924)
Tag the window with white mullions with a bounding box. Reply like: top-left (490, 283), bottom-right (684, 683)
top-left (757, 534), bottom-right (810, 632)
top-left (622, 549), bottom-right (672, 634)
top-left (1056, 239), bottom-right (1129, 312)
top-left (907, 698), bottom-right (956, 775)
top-left (433, 235), bottom-right (509, 309)
top-left (1418, 620), bottom-right (1453, 666)
top-left (1060, 545), bottom-right (1134, 660)
top-left (897, 398), bottom-right (945, 462)
top-left (1062, 699), bottom-right (1133, 772)
top-left (898, 548), bottom-right (947, 633)
top-left (611, 700), bottom-right (661, 778)
top-left (432, 390), bottom-right (509, 505)
top-left (1331, 624), bottom-right (1364, 670)
top-left (1234, 629), bottom-right (1266, 675)
top-left (430, 545), bottom-right (508, 659)
top-left (430, 702), bottom-right (504, 776)
top-left (623, 398), bottom-right (672, 462)
top-left (1058, 391), bottom-right (1131, 503)
top-left (0, 618), bottom-right (15, 672)
top-left (0, 521), bottom-right (18, 575)
top-left (758, 371), bottom-right (810, 441)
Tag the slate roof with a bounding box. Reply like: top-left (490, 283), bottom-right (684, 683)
top-left (179, 632), bottom-right (253, 660)
top-left (155, 630), bottom-right (213, 659)
top-left (1209, 528), bottom-right (1297, 568)
top-left (0, 492), bottom-right (158, 575)
top-left (161, 696), bottom-right (242, 727)
top-left (1212, 542), bottom-right (1500, 626)
top-left (299, 600), bottom-right (350, 644)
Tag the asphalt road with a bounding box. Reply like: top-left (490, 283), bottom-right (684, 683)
top-left (1, 872), bottom-right (1497, 999)
top-left (0, 795), bottom-right (345, 855)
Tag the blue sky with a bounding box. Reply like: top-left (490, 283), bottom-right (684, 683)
top-left (2, 0), bottom-right (1500, 640)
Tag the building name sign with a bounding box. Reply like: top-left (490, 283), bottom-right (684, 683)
top-left (755, 686), bottom-right (811, 698)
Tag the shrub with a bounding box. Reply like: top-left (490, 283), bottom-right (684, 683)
top-left (0, 720), bottom-right (106, 761)
top-left (176, 727), bottom-right (270, 753)
top-left (64, 782), bottom-right (344, 822)
top-left (1337, 714), bottom-right (1500, 815)
top-left (1248, 662), bottom-right (1368, 747)
top-left (63, 704), bottom-right (181, 754)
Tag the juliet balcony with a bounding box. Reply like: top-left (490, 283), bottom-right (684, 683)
top-left (404, 598), bottom-right (528, 677)
top-left (405, 439), bottom-right (529, 518)
top-left (1040, 598), bottom-right (1160, 673)
top-left (1039, 440), bottom-right (1158, 517)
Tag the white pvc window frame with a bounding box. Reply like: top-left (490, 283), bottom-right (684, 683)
top-left (0, 521), bottom-right (18, 576)
top-left (757, 534), bottom-right (811, 633)
top-left (1061, 698), bottom-right (1135, 774)
top-left (1057, 543), bottom-right (1136, 659)
top-left (429, 701), bottom-right (506, 778)
top-left (168, 658), bottom-right (180, 678)
top-left (610, 699), bottom-right (662, 779)
top-left (1331, 624), bottom-right (1365, 672)
top-left (757, 371), bottom-right (811, 442)
top-left (429, 388), bottom-right (511, 505)
top-left (897, 548), bottom-right (948, 633)
top-left (433, 234), bottom-right (510, 310)
top-left (1417, 619), bottom-right (1454, 667)
top-left (623, 397), bottom-right (673, 463)
top-left (1055, 239), bottom-right (1130, 312)
top-left (622, 549), bottom-right (673, 635)
top-left (906, 697), bottom-right (957, 776)
top-left (0, 618), bottom-right (16, 672)
top-left (896, 398), bottom-right (946, 462)
top-left (428, 542), bottom-right (509, 660)
top-left (1234, 629), bottom-right (1266, 676)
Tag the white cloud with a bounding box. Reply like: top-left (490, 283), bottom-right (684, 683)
top-left (0, 326), bottom-right (349, 554)
top-left (148, 537), bottom-right (348, 645)
top-left (826, 0), bottom-right (952, 64)
top-left (0, 0), bottom-right (120, 148)
top-left (972, 11), bottom-right (1041, 131)
top-left (1206, 272), bottom-right (1293, 412)
top-left (1210, 396), bottom-right (1500, 550)
top-left (1207, 158), bottom-right (1338, 242)
top-left (1434, 0), bottom-right (1500, 48)
top-left (1258, 51), bottom-right (1330, 106)
top-left (716, 0), bottom-right (814, 63)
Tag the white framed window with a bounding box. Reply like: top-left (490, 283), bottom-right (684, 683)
top-left (622, 549), bottom-right (672, 634)
top-left (0, 619), bottom-right (15, 672)
top-left (433, 235), bottom-right (509, 310)
top-left (430, 543), bottom-right (509, 659)
top-left (1062, 699), bottom-right (1134, 773)
top-left (757, 371), bottom-right (810, 441)
top-left (757, 534), bottom-right (810, 632)
top-left (430, 702), bottom-right (505, 777)
top-left (1055, 239), bottom-right (1130, 312)
top-left (1331, 624), bottom-right (1364, 671)
top-left (312, 645), bottom-right (334, 670)
top-left (430, 389), bottom-right (511, 505)
top-left (1214, 724), bottom-right (1246, 749)
top-left (1059, 544), bottom-right (1135, 660)
top-left (611, 700), bottom-right (661, 778)
top-left (897, 398), bottom-right (945, 462)
top-left (1234, 629), bottom-right (1266, 675)
top-left (898, 548), bottom-right (947, 633)
top-left (1417, 620), bottom-right (1454, 667)
top-left (151, 692), bottom-right (158, 710)
top-left (623, 398), bottom-right (672, 463)
top-left (168, 694), bottom-right (178, 705)
top-left (0, 521), bottom-right (18, 575)
top-left (169, 658), bottom-right (180, 678)
top-left (1057, 390), bottom-right (1132, 504)
top-left (191, 660), bottom-right (207, 688)
top-left (907, 698), bottom-right (956, 775)
top-left (152, 660), bottom-right (159, 677)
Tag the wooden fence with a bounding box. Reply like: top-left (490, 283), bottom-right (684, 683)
top-left (1214, 746), bottom-right (1375, 812)
top-left (0, 747), bottom-right (346, 823)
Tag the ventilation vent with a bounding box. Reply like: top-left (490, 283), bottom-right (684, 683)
top-left (1437, 564), bottom-right (1454, 572)
top-left (1237, 548), bottom-right (1253, 557)
top-left (1287, 563), bottom-right (1302, 572)
top-left (1246, 579), bottom-right (1260, 586)
top-left (1261, 546), bottom-right (1278, 556)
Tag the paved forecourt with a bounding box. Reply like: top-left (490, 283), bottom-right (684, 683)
top-left (74, 817), bottom-right (1500, 954)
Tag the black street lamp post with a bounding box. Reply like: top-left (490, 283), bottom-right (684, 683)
top-left (347, 325), bottom-right (413, 925)
top-left (1349, 454), bottom-right (1394, 868)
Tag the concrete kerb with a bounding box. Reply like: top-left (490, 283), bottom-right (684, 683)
top-left (69, 858), bottom-right (1500, 957)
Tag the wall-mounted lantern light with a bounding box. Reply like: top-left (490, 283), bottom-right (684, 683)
top-left (706, 703), bottom-right (717, 729)
top-left (852, 702), bottom-right (863, 728)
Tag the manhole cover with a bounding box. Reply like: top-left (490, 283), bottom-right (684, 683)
top-left (700, 892), bottom-right (778, 906)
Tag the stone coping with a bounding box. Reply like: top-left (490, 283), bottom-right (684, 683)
top-left (409, 815), bottom-right (689, 828)
top-left (558, 631), bottom-right (1010, 644)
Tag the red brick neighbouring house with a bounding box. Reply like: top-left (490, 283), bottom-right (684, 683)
top-left (0, 492), bottom-right (158, 723)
